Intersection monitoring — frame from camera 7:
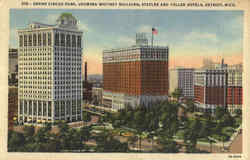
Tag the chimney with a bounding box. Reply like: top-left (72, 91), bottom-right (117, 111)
top-left (85, 62), bottom-right (87, 82)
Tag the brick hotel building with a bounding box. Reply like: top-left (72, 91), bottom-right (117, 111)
top-left (194, 62), bottom-right (243, 114)
top-left (227, 65), bottom-right (243, 113)
top-left (194, 69), bottom-right (227, 113)
top-left (102, 34), bottom-right (169, 111)
top-left (17, 13), bottom-right (83, 124)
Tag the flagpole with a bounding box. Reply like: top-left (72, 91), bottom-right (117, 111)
top-left (151, 29), bottom-right (154, 47)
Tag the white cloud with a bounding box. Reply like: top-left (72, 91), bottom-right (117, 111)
top-left (117, 36), bottom-right (134, 45)
top-left (43, 13), bottom-right (60, 24)
top-left (137, 25), bottom-right (152, 33)
top-left (78, 21), bottom-right (90, 32)
top-left (184, 31), bottom-right (218, 43)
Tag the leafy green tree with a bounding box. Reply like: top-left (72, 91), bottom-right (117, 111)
top-left (82, 112), bottom-right (91, 125)
top-left (8, 131), bottom-right (25, 152)
top-left (23, 125), bottom-right (35, 142)
top-left (186, 99), bottom-right (196, 113)
top-left (234, 109), bottom-right (242, 118)
top-left (158, 137), bottom-right (179, 153)
top-left (172, 88), bottom-right (182, 100)
top-left (95, 129), bottom-right (129, 152)
top-left (215, 107), bottom-right (226, 121)
top-left (80, 126), bottom-right (91, 142)
top-left (183, 118), bottom-right (202, 153)
top-left (23, 125), bottom-right (35, 137)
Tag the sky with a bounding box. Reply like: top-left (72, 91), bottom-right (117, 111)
top-left (10, 9), bottom-right (243, 74)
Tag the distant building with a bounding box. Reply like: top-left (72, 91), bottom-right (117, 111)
top-left (103, 34), bottom-right (169, 111)
top-left (169, 68), bottom-right (194, 98)
top-left (17, 13), bottom-right (83, 124)
top-left (201, 58), bottom-right (227, 70)
top-left (92, 87), bottom-right (103, 105)
top-left (8, 48), bottom-right (18, 85)
top-left (83, 61), bottom-right (93, 103)
top-left (8, 86), bottom-right (18, 130)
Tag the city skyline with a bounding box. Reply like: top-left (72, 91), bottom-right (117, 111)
top-left (10, 9), bottom-right (243, 74)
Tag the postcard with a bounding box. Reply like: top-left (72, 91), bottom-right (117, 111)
top-left (0, 0), bottom-right (249, 160)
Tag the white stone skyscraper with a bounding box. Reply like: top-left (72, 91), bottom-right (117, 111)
top-left (17, 13), bottom-right (83, 124)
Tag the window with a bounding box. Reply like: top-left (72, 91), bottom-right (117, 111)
top-left (38, 33), bottom-right (42, 46)
top-left (48, 33), bottom-right (51, 46)
top-left (24, 35), bottom-right (27, 46)
top-left (77, 36), bottom-right (81, 48)
top-left (28, 35), bottom-right (32, 46)
top-left (61, 33), bottom-right (65, 47)
top-left (19, 35), bottom-right (23, 47)
top-left (33, 34), bottom-right (37, 46)
top-left (43, 33), bottom-right (47, 46)
top-left (72, 35), bottom-right (76, 47)
top-left (66, 34), bottom-right (71, 47)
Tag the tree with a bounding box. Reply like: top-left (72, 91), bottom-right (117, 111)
top-left (183, 118), bottom-right (202, 153)
top-left (215, 107), bottom-right (226, 121)
top-left (8, 131), bottom-right (25, 152)
top-left (158, 137), bottom-right (179, 153)
top-left (82, 112), bottom-right (91, 125)
top-left (95, 129), bottom-right (129, 152)
top-left (234, 109), bottom-right (242, 118)
top-left (172, 88), bottom-right (182, 101)
top-left (186, 99), bottom-right (196, 113)
top-left (80, 126), bottom-right (91, 142)
top-left (23, 125), bottom-right (35, 142)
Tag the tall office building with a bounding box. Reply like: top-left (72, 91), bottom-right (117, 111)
top-left (169, 68), bottom-right (194, 98)
top-left (17, 13), bottom-right (83, 124)
top-left (103, 34), bottom-right (169, 111)
top-left (227, 66), bottom-right (243, 113)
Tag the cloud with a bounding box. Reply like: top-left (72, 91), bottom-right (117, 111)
top-left (184, 31), bottom-right (218, 43)
top-left (78, 21), bottom-right (90, 32)
top-left (137, 25), bottom-right (152, 33)
top-left (117, 36), bottom-right (134, 45)
top-left (43, 13), bottom-right (60, 24)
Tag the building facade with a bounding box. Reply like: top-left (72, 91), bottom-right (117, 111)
top-left (103, 42), bottom-right (169, 111)
top-left (227, 67), bottom-right (243, 113)
top-left (194, 61), bottom-right (243, 114)
top-left (17, 13), bottom-right (83, 124)
top-left (9, 48), bottom-right (18, 85)
top-left (92, 87), bottom-right (103, 105)
top-left (194, 69), bottom-right (228, 113)
top-left (169, 68), bottom-right (194, 98)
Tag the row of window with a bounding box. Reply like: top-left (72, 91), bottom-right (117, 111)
top-left (54, 33), bottom-right (82, 48)
top-left (19, 33), bottom-right (52, 47)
